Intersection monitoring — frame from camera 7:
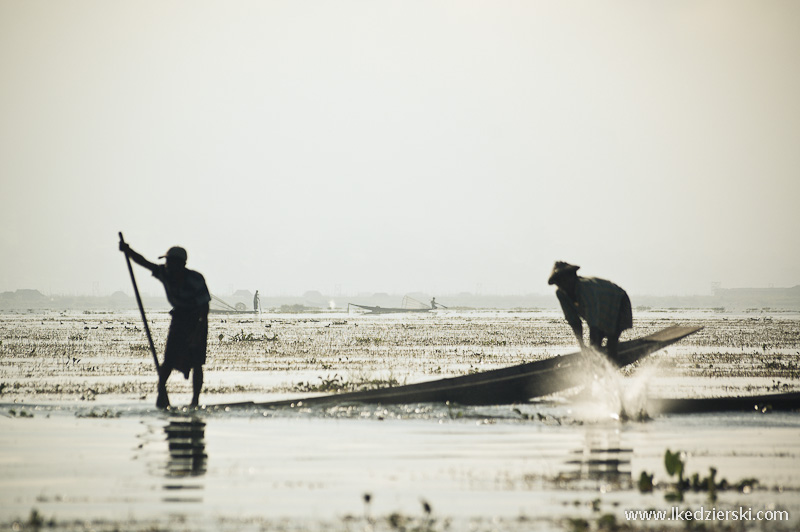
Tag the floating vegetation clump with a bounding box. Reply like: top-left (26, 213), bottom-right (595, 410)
top-left (76, 409), bottom-right (121, 418)
top-left (293, 373), bottom-right (401, 394)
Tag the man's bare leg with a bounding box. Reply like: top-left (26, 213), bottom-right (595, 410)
top-left (589, 327), bottom-right (604, 352)
top-left (156, 366), bottom-right (171, 409)
top-left (606, 334), bottom-right (620, 361)
top-left (191, 366), bottom-right (203, 407)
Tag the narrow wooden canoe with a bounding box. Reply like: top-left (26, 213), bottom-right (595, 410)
top-left (215, 325), bottom-right (701, 409)
top-left (348, 303), bottom-right (431, 314)
top-left (647, 392), bottom-right (800, 414)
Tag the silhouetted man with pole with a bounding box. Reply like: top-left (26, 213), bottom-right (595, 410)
top-left (548, 261), bottom-right (632, 360)
top-left (120, 241), bottom-right (211, 408)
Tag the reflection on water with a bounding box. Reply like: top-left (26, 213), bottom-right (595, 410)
top-left (563, 427), bottom-right (632, 489)
top-left (165, 418), bottom-right (207, 477)
top-left (162, 417), bottom-right (207, 503)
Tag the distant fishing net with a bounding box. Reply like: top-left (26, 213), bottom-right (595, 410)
top-left (401, 295), bottom-right (431, 309)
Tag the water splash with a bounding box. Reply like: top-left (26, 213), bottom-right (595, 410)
top-left (574, 346), bottom-right (657, 422)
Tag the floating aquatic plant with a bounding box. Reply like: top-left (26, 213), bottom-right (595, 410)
top-left (638, 449), bottom-right (762, 502)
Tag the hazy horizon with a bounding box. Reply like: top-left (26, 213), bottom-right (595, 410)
top-left (2, 1), bottom-right (798, 299)
top-left (4, 282), bottom-right (799, 301)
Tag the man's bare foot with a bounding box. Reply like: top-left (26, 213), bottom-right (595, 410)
top-left (156, 392), bottom-right (170, 409)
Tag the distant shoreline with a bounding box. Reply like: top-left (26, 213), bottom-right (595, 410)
top-left (1, 286), bottom-right (799, 312)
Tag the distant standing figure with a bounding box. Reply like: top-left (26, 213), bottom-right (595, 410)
top-left (254, 290), bottom-right (261, 312)
top-left (430, 297), bottom-right (437, 309)
top-left (119, 242), bottom-right (211, 408)
top-left (548, 261), bottom-right (632, 360)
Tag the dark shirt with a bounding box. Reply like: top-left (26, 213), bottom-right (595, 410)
top-left (152, 265), bottom-right (211, 311)
top-left (557, 277), bottom-right (632, 335)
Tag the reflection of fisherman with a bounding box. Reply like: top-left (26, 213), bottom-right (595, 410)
top-left (548, 261), bottom-right (632, 360)
top-left (119, 242), bottom-right (211, 408)
top-left (430, 297), bottom-right (437, 309)
top-left (165, 418), bottom-right (207, 478)
top-left (253, 290), bottom-right (260, 312)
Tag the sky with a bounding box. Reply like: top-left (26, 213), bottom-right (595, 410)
top-left (1, 1), bottom-right (798, 298)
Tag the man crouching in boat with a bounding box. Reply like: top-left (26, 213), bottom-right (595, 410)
top-left (548, 261), bottom-right (632, 361)
top-left (119, 242), bottom-right (211, 408)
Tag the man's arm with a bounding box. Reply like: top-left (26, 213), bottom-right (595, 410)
top-left (119, 242), bottom-right (158, 273)
top-left (556, 289), bottom-right (584, 347)
top-left (571, 323), bottom-right (584, 347)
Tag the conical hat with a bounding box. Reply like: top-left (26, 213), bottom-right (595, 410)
top-left (548, 261), bottom-right (580, 285)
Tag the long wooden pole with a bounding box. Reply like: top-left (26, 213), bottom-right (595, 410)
top-left (119, 232), bottom-right (160, 371)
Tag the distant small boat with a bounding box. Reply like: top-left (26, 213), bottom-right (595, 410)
top-left (348, 303), bottom-right (431, 315)
top-left (348, 295), bottom-right (439, 315)
top-left (209, 308), bottom-right (258, 315)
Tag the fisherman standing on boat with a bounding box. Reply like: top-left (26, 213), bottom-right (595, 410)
top-left (254, 290), bottom-right (261, 313)
top-left (431, 297), bottom-right (438, 309)
top-left (119, 242), bottom-right (211, 408)
top-left (548, 261), bottom-right (632, 360)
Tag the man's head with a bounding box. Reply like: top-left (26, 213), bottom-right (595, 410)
top-left (548, 261), bottom-right (580, 287)
top-left (160, 246), bottom-right (187, 270)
